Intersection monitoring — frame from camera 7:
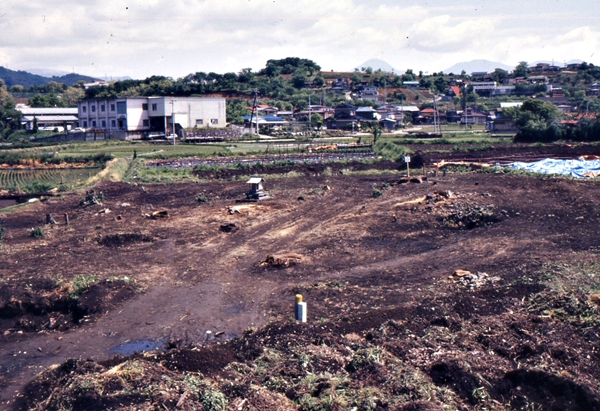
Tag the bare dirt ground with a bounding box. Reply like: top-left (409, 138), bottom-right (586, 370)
top-left (1, 146), bottom-right (600, 410)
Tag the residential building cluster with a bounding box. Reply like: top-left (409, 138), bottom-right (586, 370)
top-left (14, 63), bottom-right (598, 137)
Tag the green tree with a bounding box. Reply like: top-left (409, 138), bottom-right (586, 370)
top-left (28, 93), bottom-right (64, 107)
top-left (459, 84), bottom-right (478, 107)
top-left (419, 78), bottom-right (432, 89)
top-left (311, 113), bottom-right (323, 129)
top-left (292, 70), bottom-right (307, 89)
top-left (62, 86), bottom-right (85, 107)
top-left (226, 99), bottom-right (251, 124)
top-left (491, 68), bottom-right (509, 83)
top-left (9, 85), bottom-right (25, 93)
top-left (402, 69), bottom-right (416, 82)
top-left (433, 76), bottom-right (448, 94)
top-left (313, 75), bottom-right (325, 88)
top-left (0, 80), bottom-right (20, 138)
top-left (514, 61), bottom-right (529, 77)
top-left (46, 81), bottom-right (66, 93)
top-left (370, 122), bottom-right (382, 144)
top-left (507, 98), bottom-right (563, 142)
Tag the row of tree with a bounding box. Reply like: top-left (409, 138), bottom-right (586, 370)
top-left (506, 99), bottom-right (600, 143)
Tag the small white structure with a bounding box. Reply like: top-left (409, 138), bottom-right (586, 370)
top-left (245, 176), bottom-right (269, 200)
top-left (295, 294), bottom-right (307, 322)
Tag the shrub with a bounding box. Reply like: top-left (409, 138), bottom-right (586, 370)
top-left (372, 188), bottom-right (383, 198)
top-left (22, 180), bottom-right (54, 194)
top-left (346, 347), bottom-right (384, 372)
top-left (196, 193), bottom-right (208, 203)
top-left (200, 388), bottom-right (228, 411)
top-left (374, 140), bottom-right (412, 162)
top-left (30, 227), bottom-right (44, 238)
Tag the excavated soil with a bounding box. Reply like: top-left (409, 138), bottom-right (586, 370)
top-left (1, 146), bottom-right (600, 410)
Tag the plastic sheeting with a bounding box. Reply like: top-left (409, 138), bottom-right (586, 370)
top-left (505, 158), bottom-right (600, 178)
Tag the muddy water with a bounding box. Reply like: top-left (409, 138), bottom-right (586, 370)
top-left (0, 199), bottom-right (17, 209)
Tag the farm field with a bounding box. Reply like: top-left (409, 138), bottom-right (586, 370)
top-left (0, 168), bottom-right (99, 190)
top-left (54, 141), bottom-right (230, 159)
top-left (0, 141), bottom-right (599, 409)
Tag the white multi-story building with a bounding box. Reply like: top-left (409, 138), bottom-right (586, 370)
top-left (469, 82), bottom-right (497, 93)
top-left (77, 96), bottom-right (226, 137)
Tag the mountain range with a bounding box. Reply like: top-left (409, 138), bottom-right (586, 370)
top-left (0, 66), bottom-right (101, 88)
top-left (442, 60), bottom-right (514, 75)
top-left (0, 58), bottom-right (593, 90)
top-left (354, 59), bottom-right (399, 73)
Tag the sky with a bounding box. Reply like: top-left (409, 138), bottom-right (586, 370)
top-left (1, 0), bottom-right (598, 80)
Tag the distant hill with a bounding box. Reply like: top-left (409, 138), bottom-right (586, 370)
top-left (355, 59), bottom-right (399, 73)
top-left (26, 68), bottom-right (71, 77)
top-left (443, 59), bottom-right (514, 75)
top-left (99, 75), bottom-right (133, 81)
top-left (0, 66), bottom-right (100, 88)
top-left (27, 68), bottom-right (132, 82)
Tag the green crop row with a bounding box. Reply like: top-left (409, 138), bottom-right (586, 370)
top-left (0, 168), bottom-right (100, 191)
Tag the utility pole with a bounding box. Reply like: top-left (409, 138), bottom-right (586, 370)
top-left (433, 93), bottom-right (440, 135)
top-left (308, 94), bottom-right (311, 132)
top-left (170, 99), bottom-right (176, 146)
top-left (251, 88), bottom-right (259, 135)
top-left (462, 84), bottom-right (468, 131)
top-left (383, 79), bottom-right (387, 105)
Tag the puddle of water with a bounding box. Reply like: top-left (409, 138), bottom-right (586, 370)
top-left (0, 199), bottom-right (17, 209)
top-left (224, 305), bottom-right (244, 314)
top-left (108, 339), bottom-right (164, 356)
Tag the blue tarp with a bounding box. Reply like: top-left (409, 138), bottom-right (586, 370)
top-left (505, 158), bottom-right (600, 178)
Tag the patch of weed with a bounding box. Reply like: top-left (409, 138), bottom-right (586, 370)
top-left (70, 275), bottom-right (100, 299)
top-left (30, 226), bottom-right (45, 238)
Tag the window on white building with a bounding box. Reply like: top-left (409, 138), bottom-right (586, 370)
top-left (211, 119), bottom-right (218, 124)
top-left (151, 103), bottom-right (158, 111)
top-left (101, 104), bottom-right (105, 112)
top-left (111, 104), bottom-right (116, 111)
top-left (91, 105), bottom-right (96, 113)
top-left (196, 119), bottom-right (204, 126)
top-left (143, 119), bottom-right (149, 127)
top-left (92, 120), bottom-right (97, 127)
top-left (142, 104), bottom-right (148, 111)
top-left (111, 120), bottom-right (116, 128)
top-left (82, 106), bottom-right (87, 113)
top-left (101, 120), bottom-right (106, 128)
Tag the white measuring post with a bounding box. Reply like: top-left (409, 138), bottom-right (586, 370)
top-left (295, 294), bottom-right (307, 322)
top-left (405, 155), bottom-right (411, 177)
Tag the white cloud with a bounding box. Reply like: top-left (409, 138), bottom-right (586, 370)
top-left (0, 0), bottom-right (598, 79)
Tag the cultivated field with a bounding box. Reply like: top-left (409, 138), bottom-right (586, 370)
top-left (0, 168), bottom-right (100, 191)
